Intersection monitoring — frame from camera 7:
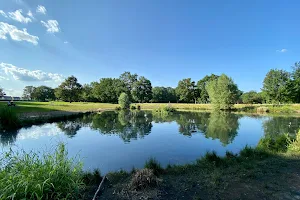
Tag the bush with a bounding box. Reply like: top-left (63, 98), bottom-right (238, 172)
top-left (115, 106), bottom-right (121, 111)
top-left (0, 107), bottom-right (20, 130)
top-left (287, 131), bottom-right (300, 153)
top-left (130, 105), bottom-right (136, 110)
top-left (256, 106), bottom-right (269, 113)
top-left (144, 158), bottom-right (164, 175)
top-left (118, 93), bottom-right (130, 109)
top-left (0, 143), bottom-right (85, 199)
top-left (257, 134), bottom-right (289, 152)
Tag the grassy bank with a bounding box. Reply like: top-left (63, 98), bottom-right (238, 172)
top-left (2, 102), bottom-right (300, 114)
top-left (1, 133), bottom-right (299, 199)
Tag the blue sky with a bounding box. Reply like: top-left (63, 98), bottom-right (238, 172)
top-left (0, 0), bottom-right (299, 96)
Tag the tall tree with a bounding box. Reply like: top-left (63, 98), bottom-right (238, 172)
top-left (206, 74), bottom-right (239, 110)
top-left (262, 69), bottom-right (292, 103)
top-left (152, 87), bottom-right (177, 103)
top-left (131, 76), bottom-right (152, 103)
top-left (80, 84), bottom-right (96, 102)
top-left (55, 76), bottom-right (82, 103)
top-left (119, 72), bottom-right (138, 91)
top-left (22, 86), bottom-right (36, 100)
top-left (32, 86), bottom-right (55, 102)
top-left (241, 91), bottom-right (263, 104)
top-left (291, 61), bottom-right (300, 103)
top-left (175, 78), bottom-right (198, 103)
top-left (197, 74), bottom-right (219, 103)
top-left (0, 87), bottom-right (5, 97)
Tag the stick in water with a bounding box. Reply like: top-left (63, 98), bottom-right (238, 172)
top-left (92, 175), bottom-right (106, 200)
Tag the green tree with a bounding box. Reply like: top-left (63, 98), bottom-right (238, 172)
top-left (32, 86), bottom-right (55, 102)
top-left (55, 76), bottom-right (82, 103)
top-left (118, 92), bottom-right (130, 109)
top-left (206, 74), bottom-right (239, 110)
top-left (22, 86), bottom-right (36, 100)
top-left (80, 84), bottom-right (96, 102)
top-left (291, 61), bottom-right (300, 103)
top-left (119, 72), bottom-right (138, 91)
top-left (92, 78), bottom-right (127, 103)
top-left (0, 87), bottom-right (5, 97)
top-left (152, 87), bottom-right (177, 103)
top-left (241, 90), bottom-right (263, 104)
top-left (131, 76), bottom-right (152, 103)
top-left (197, 74), bottom-right (219, 103)
top-left (262, 69), bottom-right (292, 103)
top-left (176, 78), bottom-right (198, 103)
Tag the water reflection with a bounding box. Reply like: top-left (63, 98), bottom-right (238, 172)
top-left (2, 111), bottom-right (300, 147)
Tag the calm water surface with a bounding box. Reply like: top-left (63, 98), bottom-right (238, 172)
top-left (1, 111), bottom-right (300, 174)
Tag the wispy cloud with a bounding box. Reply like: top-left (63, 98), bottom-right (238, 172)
top-left (27, 10), bottom-right (33, 18)
top-left (8, 9), bottom-right (32, 23)
top-left (0, 10), bottom-right (8, 18)
top-left (41, 20), bottom-right (60, 33)
top-left (276, 48), bottom-right (287, 53)
top-left (0, 62), bottom-right (64, 82)
top-left (0, 22), bottom-right (39, 45)
top-left (0, 75), bottom-right (9, 80)
top-left (36, 5), bottom-right (46, 15)
top-left (64, 41), bottom-right (68, 44)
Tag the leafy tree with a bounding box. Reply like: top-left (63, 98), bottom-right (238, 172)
top-left (131, 76), bottom-right (152, 103)
top-left (118, 92), bottom-right (130, 109)
top-left (197, 74), bottom-right (219, 103)
top-left (22, 86), bottom-right (36, 100)
top-left (262, 69), bottom-right (292, 103)
top-left (152, 87), bottom-right (177, 103)
top-left (119, 72), bottom-right (138, 91)
top-left (32, 86), bottom-right (55, 102)
top-left (206, 74), bottom-right (239, 110)
top-left (92, 78), bottom-right (127, 103)
top-left (0, 87), bottom-right (5, 97)
top-left (55, 76), bottom-right (82, 103)
top-left (176, 78), bottom-right (198, 103)
top-left (291, 61), bottom-right (300, 103)
top-left (80, 84), bottom-right (96, 102)
top-left (241, 90), bottom-right (263, 104)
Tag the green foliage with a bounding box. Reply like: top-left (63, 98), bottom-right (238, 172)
top-left (257, 134), bottom-right (289, 152)
top-left (197, 74), bottom-right (219, 103)
top-left (137, 105), bottom-right (141, 110)
top-left (22, 86), bottom-right (35, 100)
top-left (256, 106), bottom-right (269, 113)
top-left (118, 92), bottom-right (130, 109)
top-left (131, 76), bottom-right (153, 103)
top-left (32, 86), bottom-right (55, 102)
top-left (55, 76), bottom-right (82, 103)
top-left (152, 87), bottom-right (177, 103)
top-left (0, 87), bottom-right (5, 97)
top-left (0, 143), bottom-right (85, 199)
top-left (144, 158), bottom-right (164, 175)
top-left (80, 84), bottom-right (96, 102)
top-left (262, 69), bottom-right (292, 103)
top-left (0, 107), bottom-right (19, 129)
top-left (176, 78), bottom-right (198, 103)
top-left (241, 91), bottom-right (263, 104)
top-left (206, 74), bottom-right (240, 110)
top-left (287, 131), bottom-right (300, 153)
top-left (130, 105), bottom-right (136, 110)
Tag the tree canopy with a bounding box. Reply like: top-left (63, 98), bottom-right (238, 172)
top-left (176, 78), bottom-right (198, 103)
top-left (55, 76), bottom-right (82, 103)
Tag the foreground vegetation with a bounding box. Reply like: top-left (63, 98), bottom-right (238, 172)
top-left (1, 131), bottom-right (300, 199)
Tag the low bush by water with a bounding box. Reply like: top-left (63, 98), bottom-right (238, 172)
top-left (0, 107), bottom-right (20, 130)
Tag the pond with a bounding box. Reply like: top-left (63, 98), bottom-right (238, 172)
top-left (1, 111), bottom-right (300, 174)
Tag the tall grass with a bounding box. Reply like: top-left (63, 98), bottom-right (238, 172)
top-left (144, 158), bottom-right (164, 175)
top-left (0, 143), bottom-right (85, 199)
top-left (0, 107), bottom-right (20, 129)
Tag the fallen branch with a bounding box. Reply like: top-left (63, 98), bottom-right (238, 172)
top-left (92, 175), bottom-right (106, 200)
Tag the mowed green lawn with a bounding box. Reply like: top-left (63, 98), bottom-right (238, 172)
top-left (2, 101), bottom-right (300, 114)
top-left (0, 101), bottom-right (117, 113)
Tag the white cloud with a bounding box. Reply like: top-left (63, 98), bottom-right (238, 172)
top-left (64, 41), bottom-right (68, 44)
top-left (276, 49), bottom-right (287, 53)
top-left (0, 62), bottom-right (64, 82)
top-left (0, 75), bottom-right (9, 80)
top-left (27, 10), bottom-right (33, 18)
top-left (0, 10), bottom-right (8, 18)
top-left (8, 9), bottom-right (32, 23)
top-left (36, 5), bottom-right (46, 15)
top-left (41, 20), bottom-right (60, 33)
top-left (0, 22), bottom-right (39, 45)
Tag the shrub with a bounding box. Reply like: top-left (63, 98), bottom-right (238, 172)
top-left (0, 143), bottom-right (85, 199)
top-left (287, 131), bottom-right (300, 153)
top-left (0, 107), bottom-right (20, 130)
top-left (118, 93), bottom-right (130, 109)
top-left (129, 169), bottom-right (160, 190)
top-left (144, 158), bottom-right (164, 175)
top-left (130, 105), bottom-right (136, 110)
top-left (257, 134), bottom-right (289, 152)
top-left (115, 106), bottom-right (121, 111)
top-left (137, 105), bottom-right (141, 110)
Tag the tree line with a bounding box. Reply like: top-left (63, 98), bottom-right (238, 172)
top-left (1, 60), bottom-right (299, 107)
